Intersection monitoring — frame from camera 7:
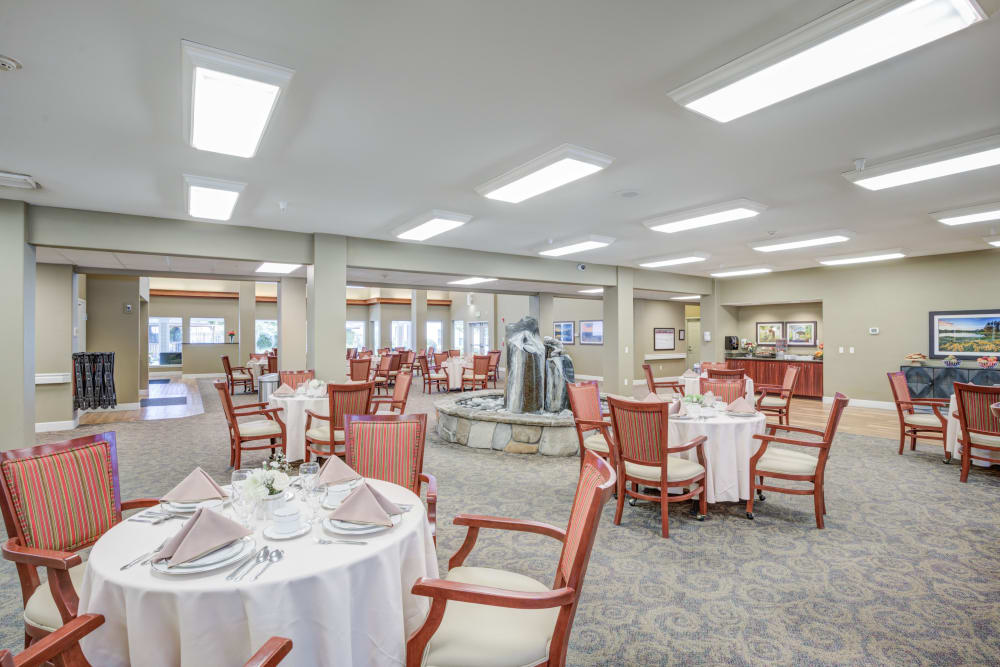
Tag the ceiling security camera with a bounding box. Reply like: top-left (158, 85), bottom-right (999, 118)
top-left (577, 263), bottom-right (587, 271)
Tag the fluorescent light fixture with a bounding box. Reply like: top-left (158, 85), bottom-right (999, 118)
top-left (819, 250), bottom-right (905, 265)
top-left (0, 171), bottom-right (37, 189)
top-left (395, 210), bottom-right (472, 241)
top-left (182, 40), bottom-right (294, 158)
top-left (638, 254), bottom-right (708, 268)
top-left (578, 288), bottom-right (604, 294)
top-left (710, 267), bottom-right (773, 278)
top-left (448, 277), bottom-right (497, 285)
top-left (670, 294), bottom-right (702, 300)
top-left (256, 263), bottom-right (302, 274)
top-left (346, 285), bottom-right (365, 289)
top-left (984, 235), bottom-right (1000, 247)
top-left (933, 201), bottom-right (1000, 226)
top-left (669, 0), bottom-right (986, 123)
top-left (644, 199), bottom-right (766, 234)
top-left (184, 174), bottom-right (245, 221)
top-left (844, 133), bottom-right (1000, 190)
top-left (476, 144), bottom-right (614, 203)
top-left (752, 233), bottom-right (852, 252)
top-left (539, 235), bottom-right (614, 257)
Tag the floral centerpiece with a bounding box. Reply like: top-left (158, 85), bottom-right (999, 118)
top-left (942, 355), bottom-right (960, 368)
top-left (227, 330), bottom-right (236, 343)
top-left (744, 342), bottom-right (756, 356)
top-left (813, 342), bottom-right (824, 360)
top-left (977, 356), bottom-right (998, 369)
top-left (244, 452), bottom-right (292, 517)
top-left (683, 393), bottom-right (704, 405)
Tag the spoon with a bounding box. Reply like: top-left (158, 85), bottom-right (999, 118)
top-left (230, 546), bottom-right (269, 582)
top-left (251, 549), bottom-right (283, 581)
top-left (314, 537), bottom-right (368, 546)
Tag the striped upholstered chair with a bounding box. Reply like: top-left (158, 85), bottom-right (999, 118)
top-left (954, 382), bottom-right (1000, 482)
top-left (344, 413), bottom-right (436, 542)
top-left (214, 381), bottom-right (286, 469)
top-left (304, 381), bottom-right (375, 461)
top-left (566, 380), bottom-right (613, 470)
top-left (278, 370), bottom-right (315, 389)
top-left (0, 433), bottom-right (159, 646)
top-left (606, 395), bottom-right (708, 538)
top-left (370, 372), bottom-right (413, 415)
top-left (405, 450), bottom-right (615, 667)
top-left (700, 378), bottom-right (745, 404)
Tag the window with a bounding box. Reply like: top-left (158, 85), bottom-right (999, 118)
top-left (426, 321), bottom-right (443, 352)
top-left (255, 320), bottom-right (278, 353)
top-left (190, 317), bottom-right (226, 344)
top-left (452, 320), bottom-right (464, 354)
top-left (149, 317), bottom-right (182, 366)
top-left (346, 321), bottom-right (366, 349)
top-left (391, 320), bottom-right (412, 349)
top-left (469, 321), bottom-right (489, 355)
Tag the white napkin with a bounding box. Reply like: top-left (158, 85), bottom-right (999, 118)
top-left (272, 383), bottom-right (295, 397)
top-left (703, 391), bottom-right (715, 405)
top-left (161, 467), bottom-right (228, 503)
top-left (681, 369), bottom-right (698, 378)
top-left (152, 508), bottom-right (250, 567)
top-left (728, 397), bottom-right (755, 413)
top-left (642, 392), bottom-right (669, 403)
top-left (306, 379), bottom-right (327, 398)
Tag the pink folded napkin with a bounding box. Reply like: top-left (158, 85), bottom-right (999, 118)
top-left (727, 397), bottom-right (756, 413)
top-left (271, 383), bottom-right (295, 397)
top-left (161, 467), bottom-right (229, 503)
top-left (328, 483), bottom-right (396, 527)
top-left (366, 483), bottom-right (403, 516)
top-left (152, 508), bottom-right (251, 566)
top-left (668, 400), bottom-right (682, 415)
top-left (681, 369), bottom-right (698, 378)
top-left (317, 454), bottom-right (361, 486)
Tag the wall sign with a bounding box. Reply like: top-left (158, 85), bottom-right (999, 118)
top-left (653, 327), bottom-right (675, 351)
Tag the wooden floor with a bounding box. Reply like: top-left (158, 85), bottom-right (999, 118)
top-left (785, 397), bottom-right (901, 440)
top-left (79, 375), bottom-right (205, 424)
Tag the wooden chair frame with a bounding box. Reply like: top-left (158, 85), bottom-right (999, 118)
top-left (304, 381), bottom-right (375, 461)
top-left (405, 451), bottom-right (615, 667)
top-left (0, 613), bottom-right (104, 667)
top-left (0, 433), bottom-right (158, 646)
top-left (706, 368), bottom-right (746, 380)
top-left (349, 357), bottom-right (372, 382)
top-left (566, 380), bottom-right (612, 470)
top-left (699, 378), bottom-right (745, 404)
top-left (243, 637), bottom-right (294, 667)
top-left (606, 396), bottom-right (707, 538)
top-left (387, 353), bottom-right (402, 386)
top-left (371, 372), bottom-right (413, 414)
top-left (462, 355), bottom-right (491, 392)
top-left (222, 355), bottom-right (254, 395)
top-left (487, 350), bottom-right (502, 388)
top-left (417, 356), bottom-right (448, 393)
top-left (887, 371), bottom-right (949, 460)
top-left (213, 380), bottom-right (286, 469)
top-left (754, 365), bottom-right (802, 425)
top-left (266, 354), bottom-right (278, 374)
top-left (642, 363), bottom-right (684, 397)
top-left (746, 392), bottom-right (848, 529)
top-left (370, 355), bottom-right (392, 395)
top-left (954, 382), bottom-right (1000, 482)
top-left (278, 370), bottom-right (315, 389)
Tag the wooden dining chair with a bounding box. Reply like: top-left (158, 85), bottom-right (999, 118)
top-left (387, 353), bottom-right (403, 386)
top-left (606, 395), bottom-right (707, 538)
top-left (304, 381), bottom-right (375, 461)
top-left (418, 356), bottom-right (448, 393)
top-left (706, 368), bottom-right (746, 380)
top-left (349, 357), bottom-right (372, 382)
top-left (221, 355), bottom-right (254, 395)
top-left (359, 350), bottom-right (373, 359)
top-left (405, 450), bottom-right (615, 667)
top-left (266, 354), bottom-right (278, 374)
top-left (954, 382), bottom-right (1000, 482)
top-left (699, 378), bottom-right (744, 403)
top-left (371, 372), bottom-right (413, 414)
top-left (344, 413), bottom-right (436, 542)
top-left (278, 370), bottom-right (315, 388)
top-left (0, 433), bottom-right (159, 646)
top-left (213, 381), bottom-right (286, 469)
top-left (243, 637), bottom-right (294, 667)
top-left (642, 363), bottom-right (684, 398)
top-left (400, 350), bottom-right (416, 375)
top-left (448, 349), bottom-right (461, 358)
top-left (566, 380), bottom-right (613, 469)
top-left (700, 362), bottom-right (728, 372)
top-left (754, 365), bottom-right (801, 425)
top-left (462, 355), bottom-right (491, 391)
top-left (370, 355), bottom-right (392, 395)
top-left (433, 352), bottom-right (450, 369)
top-left (746, 393), bottom-right (848, 529)
top-left (249, 353), bottom-right (267, 361)
top-left (487, 350), bottom-right (502, 388)
top-left (378, 347), bottom-right (390, 356)
top-left (886, 371), bottom-right (949, 460)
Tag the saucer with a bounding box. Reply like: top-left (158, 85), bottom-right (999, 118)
top-left (263, 521), bottom-right (311, 540)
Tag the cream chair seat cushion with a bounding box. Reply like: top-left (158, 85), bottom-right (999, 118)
top-left (969, 431), bottom-right (1000, 447)
top-left (231, 372), bottom-right (252, 380)
top-left (429, 372), bottom-right (447, 380)
top-left (757, 395), bottom-right (787, 408)
top-left (583, 432), bottom-right (610, 454)
top-left (239, 420), bottom-right (282, 437)
top-left (624, 457), bottom-right (704, 483)
top-left (305, 424), bottom-right (345, 442)
top-left (25, 563), bottom-right (87, 632)
top-left (373, 376), bottom-right (389, 382)
top-left (757, 447), bottom-right (818, 475)
top-left (903, 412), bottom-right (942, 428)
top-left (421, 566), bottom-right (557, 667)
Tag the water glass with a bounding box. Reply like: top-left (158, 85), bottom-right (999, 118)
top-left (230, 469), bottom-right (257, 528)
top-left (298, 462), bottom-right (320, 501)
top-left (305, 486), bottom-right (325, 525)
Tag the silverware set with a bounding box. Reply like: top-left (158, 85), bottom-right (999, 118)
top-left (228, 546), bottom-right (270, 582)
top-left (128, 509), bottom-right (183, 524)
top-left (313, 537), bottom-right (368, 546)
top-left (120, 538), bottom-right (169, 570)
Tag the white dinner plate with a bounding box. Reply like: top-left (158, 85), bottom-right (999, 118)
top-left (263, 521), bottom-right (311, 540)
top-left (323, 515), bottom-right (400, 536)
top-left (152, 537), bottom-right (255, 575)
top-left (163, 498), bottom-right (227, 514)
top-left (725, 410), bottom-right (757, 417)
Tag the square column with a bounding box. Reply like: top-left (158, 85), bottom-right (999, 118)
top-left (307, 233), bottom-right (347, 379)
top-left (529, 293), bottom-right (554, 338)
top-left (699, 282), bottom-right (736, 363)
top-left (411, 290), bottom-right (427, 352)
top-left (1, 200), bottom-right (35, 447)
top-left (278, 277), bottom-right (308, 371)
top-left (238, 281), bottom-right (256, 362)
top-left (602, 267), bottom-right (634, 395)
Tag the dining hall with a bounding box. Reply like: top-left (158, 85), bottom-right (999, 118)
top-left (1, 1), bottom-right (999, 665)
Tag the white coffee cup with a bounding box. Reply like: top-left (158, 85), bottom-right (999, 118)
top-left (271, 506), bottom-right (302, 534)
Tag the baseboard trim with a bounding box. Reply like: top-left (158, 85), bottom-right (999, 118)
top-left (35, 416), bottom-right (80, 432)
top-left (79, 402), bottom-right (141, 413)
top-left (181, 373), bottom-right (226, 379)
top-left (575, 374), bottom-right (604, 382)
top-left (825, 395), bottom-right (894, 411)
top-left (149, 370), bottom-right (182, 378)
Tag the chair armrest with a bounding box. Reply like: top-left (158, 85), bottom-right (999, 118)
top-left (765, 424), bottom-right (825, 438)
top-left (243, 637), bottom-right (293, 667)
top-left (122, 498), bottom-right (160, 511)
top-left (756, 384), bottom-right (781, 393)
top-left (910, 398), bottom-right (949, 405)
top-left (411, 577), bottom-right (575, 610)
top-left (3, 539), bottom-right (81, 570)
top-left (234, 402), bottom-right (270, 411)
top-left (575, 418), bottom-right (611, 430)
top-left (304, 410), bottom-right (330, 421)
top-left (753, 433), bottom-right (827, 449)
top-left (419, 472), bottom-right (437, 540)
top-left (231, 366), bottom-right (251, 373)
top-left (448, 514), bottom-right (566, 569)
top-left (667, 434), bottom-right (707, 455)
top-left (13, 613), bottom-right (105, 667)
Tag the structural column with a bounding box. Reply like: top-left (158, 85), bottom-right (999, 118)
top-left (411, 290), bottom-right (427, 352)
top-left (602, 267), bottom-right (634, 395)
top-left (1, 200), bottom-right (35, 448)
top-left (238, 280), bottom-right (256, 362)
top-left (698, 281), bottom-right (735, 363)
top-left (529, 292), bottom-right (554, 338)
top-left (278, 277), bottom-right (308, 372)
top-left (307, 233), bottom-right (347, 380)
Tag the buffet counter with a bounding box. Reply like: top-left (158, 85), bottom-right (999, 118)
top-left (725, 357), bottom-right (823, 399)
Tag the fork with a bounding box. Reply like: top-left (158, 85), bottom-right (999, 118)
top-left (121, 538), bottom-right (168, 570)
top-left (314, 537), bottom-right (368, 546)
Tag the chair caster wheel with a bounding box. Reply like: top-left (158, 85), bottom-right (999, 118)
top-left (942, 458), bottom-right (950, 464)
top-left (628, 497), bottom-right (637, 507)
top-left (756, 492), bottom-right (766, 501)
top-left (746, 512), bottom-right (754, 520)
top-left (696, 514), bottom-right (706, 522)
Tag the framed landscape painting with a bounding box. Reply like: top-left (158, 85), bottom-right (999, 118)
top-left (756, 321), bottom-right (783, 346)
top-left (580, 320), bottom-right (604, 345)
top-left (929, 310), bottom-right (1000, 359)
top-left (785, 321), bottom-right (817, 346)
top-left (553, 321), bottom-right (574, 345)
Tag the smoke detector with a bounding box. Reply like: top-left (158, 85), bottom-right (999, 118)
top-left (0, 56), bottom-right (22, 72)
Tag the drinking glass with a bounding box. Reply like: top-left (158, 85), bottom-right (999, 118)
top-left (298, 462), bottom-right (320, 500)
top-left (305, 486), bottom-right (325, 525)
top-left (230, 469), bottom-right (257, 528)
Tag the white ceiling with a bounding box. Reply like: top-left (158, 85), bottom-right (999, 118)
top-left (4, 1), bottom-right (1000, 277)
top-left (34, 247), bottom-right (308, 278)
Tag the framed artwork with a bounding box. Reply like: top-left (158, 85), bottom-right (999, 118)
top-left (928, 310), bottom-right (1000, 359)
top-left (579, 320), bottom-right (604, 345)
top-left (785, 321), bottom-right (818, 346)
top-left (679, 329), bottom-right (685, 341)
top-left (553, 321), bottom-right (574, 345)
top-left (653, 327), bottom-right (675, 351)
top-left (756, 321), bottom-right (783, 346)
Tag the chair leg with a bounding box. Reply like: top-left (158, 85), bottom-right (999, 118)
top-left (898, 428), bottom-right (906, 455)
top-left (813, 485), bottom-right (824, 529)
top-left (613, 477), bottom-right (625, 525)
top-left (234, 443), bottom-right (242, 470)
top-left (660, 493), bottom-right (670, 538)
top-left (746, 470), bottom-right (756, 519)
top-left (697, 486), bottom-right (707, 520)
top-left (910, 435), bottom-right (917, 451)
top-left (960, 451), bottom-right (971, 482)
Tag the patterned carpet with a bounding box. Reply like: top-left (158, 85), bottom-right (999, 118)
top-left (4, 379), bottom-right (999, 665)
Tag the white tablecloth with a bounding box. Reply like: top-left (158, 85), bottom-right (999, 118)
top-left (673, 375), bottom-right (754, 400)
top-left (268, 394), bottom-right (328, 462)
top-left (78, 479), bottom-right (438, 667)
top-left (670, 411), bottom-right (767, 503)
top-left (442, 357), bottom-right (471, 390)
top-left (945, 393), bottom-right (993, 467)
top-left (246, 359), bottom-right (268, 386)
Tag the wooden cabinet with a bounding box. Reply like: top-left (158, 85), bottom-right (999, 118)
top-left (727, 359), bottom-right (823, 399)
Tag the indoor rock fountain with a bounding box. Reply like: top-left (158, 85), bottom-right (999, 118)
top-left (435, 316), bottom-right (579, 456)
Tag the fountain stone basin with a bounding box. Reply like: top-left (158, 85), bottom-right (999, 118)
top-left (435, 390), bottom-right (578, 456)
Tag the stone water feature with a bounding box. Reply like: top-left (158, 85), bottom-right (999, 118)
top-left (435, 316), bottom-right (579, 456)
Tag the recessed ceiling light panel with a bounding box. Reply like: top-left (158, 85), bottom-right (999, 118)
top-left (932, 201), bottom-right (1000, 226)
top-left (578, 288), bottom-right (604, 294)
top-left (395, 210), bottom-right (473, 241)
top-left (644, 199), bottom-right (767, 234)
top-left (448, 277), bottom-right (497, 285)
top-left (818, 249), bottom-right (905, 265)
top-left (751, 232), bottom-right (852, 252)
top-left (710, 267), bottom-right (773, 278)
top-left (184, 174), bottom-right (245, 221)
top-left (638, 254), bottom-right (709, 268)
top-left (0, 171), bottom-right (37, 189)
top-left (256, 262), bottom-right (302, 274)
top-left (843, 134), bottom-right (1000, 190)
top-left (670, 294), bottom-right (702, 300)
top-left (538, 235), bottom-right (615, 257)
top-left (476, 144), bottom-right (614, 203)
top-left (983, 235), bottom-right (1000, 247)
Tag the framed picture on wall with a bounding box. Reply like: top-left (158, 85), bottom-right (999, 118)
top-left (553, 321), bottom-right (574, 345)
top-left (653, 327), bottom-right (675, 350)
top-left (756, 321), bottom-right (783, 346)
top-left (679, 329), bottom-right (685, 341)
top-left (928, 309), bottom-right (1000, 359)
top-left (579, 320), bottom-right (604, 345)
top-left (785, 321), bottom-right (817, 346)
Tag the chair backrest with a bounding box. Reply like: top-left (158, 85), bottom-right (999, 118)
top-left (378, 347), bottom-right (390, 355)
top-left (567, 380), bottom-right (602, 423)
top-left (434, 352), bottom-right (450, 366)
top-left (641, 364), bottom-right (656, 393)
top-left (221, 355), bottom-right (234, 377)
top-left (267, 355), bottom-right (278, 373)
top-left (213, 379), bottom-right (241, 432)
top-left (606, 395), bottom-right (669, 467)
top-left (388, 353), bottom-right (402, 372)
top-left (344, 414), bottom-right (427, 494)
top-left (886, 371), bottom-right (913, 412)
top-left (350, 358), bottom-right (372, 381)
top-left (699, 378), bottom-right (744, 403)
top-left (472, 355), bottom-right (490, 376)
top-left (781, 365), bottom-right (801, 398)
top-left (359, 350), bottom-right (373, 359)
top-left (822, 392), bottom-right (850, 444)
top-left (375, 355), bottom-right (392, 374)
top-left (0, 613), bottom-right (106, 667)
top-left (405, 350), bottom-right (415, 364)
top-left (707, 368), bottom-right (745, 380)
top-left (700, 362), bottom-right (727, 371)
top-left (0, 433), bottom-right (122, 553)
top-left (416, 355), bottom-right (431, 376)
top-left (449, 349), bottom-right (460, 357)
top-left (327, 381), bottom-right (375, 431)
top-left (279, 370), bottom-right (315, 388)
top-left (488, 350), bottom-right (501, 369)
top-left (250, 353), bottom-right (267, 361)
top-left (391, 372), bottom-right (413, 409)
top-left (954, 382), bottom-right (1000, 437)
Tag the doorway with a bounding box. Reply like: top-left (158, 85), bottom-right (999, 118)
top-left (468, 321), bottom-right (489, 355)
top-left (685, 318), bottom-right (701, 370)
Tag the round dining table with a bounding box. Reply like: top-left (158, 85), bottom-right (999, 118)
top-left (78, 479), bottom-right (438, 667)
top-left (441, 356), bottom-right (472, 390)
top-left (677, 374), bottom-right (754, 400)
top-left (246, 358), bottom-right (269, 387)
top-left (268, 393), bottom-right (327, 462)
top-left (669, 409), bottom-right (767, 503)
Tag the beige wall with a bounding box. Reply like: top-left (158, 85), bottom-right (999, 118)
top-left (735, 302), bottom-right (822, 353)
top-left (634, 298), bottom-right (688, 378)
top-left (150, 296), bottom-right (240, 344)
top-left (183, 343), bottom-right (240, 375)
top-left (552, 297), bottom-right (604, 378)
top-left (139, 300), bottom-right (149, 388)
top-left (35, 264), bottom-right (74, 425)
top-left (86, 275), bottom-right (140, 404)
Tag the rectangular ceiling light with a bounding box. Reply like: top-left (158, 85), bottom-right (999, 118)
top-left (448, 277), bottom-right (497, 285)
top-left (182, 41), bottom-right (295, 158)
top-left (668, 0), bottom-right (986, 123)
top-left (844, 133), bottom-right (1000, 190)
top-left (752, 234), bottom-right (851, 252)
top-left (578, 288), bottom-right (604, 294)
top-left (819, 250), bottom-right (905, 265)
top-left (710, 267), bottom-right (773, 277)
top-left (644, 199), bottom-right (766, 234)
top-left (670, 294), bottom-right (702, 300)
top-left (933, 201), bottom-right (1000, 225)
top-left (984, 235), bottom-right (1000, 247)
top-left (539, 235), bottom-right (614, 257)
top-left (476, 144), bottom-right (614, 203)
top-left (395, 210), bottom-right (472, 241)
top-left (346, 285), bottom-right (365, 289)
top-left (256, 263), bottom-right (302, 274)
top-left (638, 254), bottom-right (708, 268)
top-left (0, 171), bottom-right (38, 189)
top-left (184, 174), bottom-right (245, 221)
